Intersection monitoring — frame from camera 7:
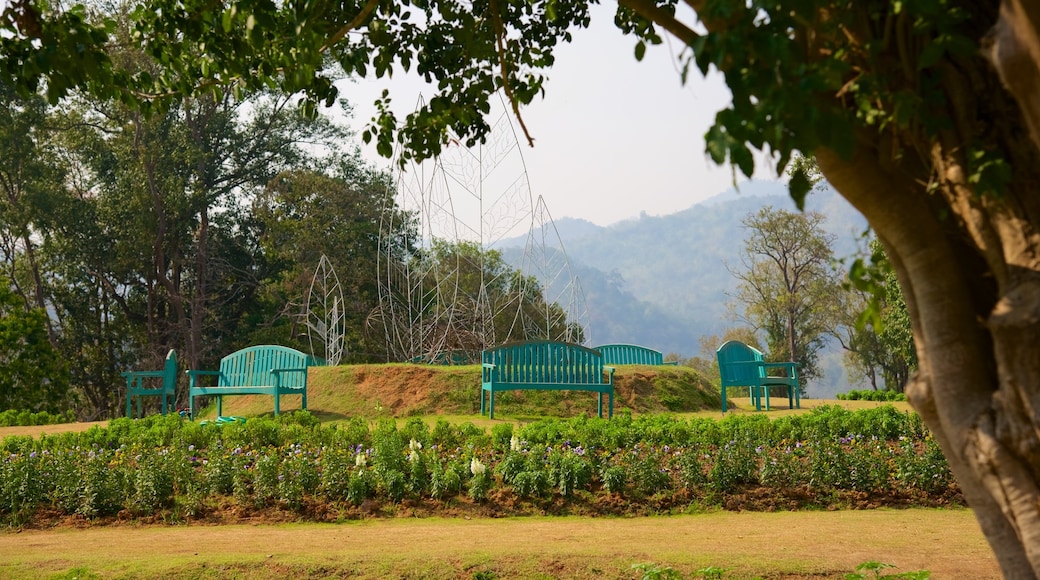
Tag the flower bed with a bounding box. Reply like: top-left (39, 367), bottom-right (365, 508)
top-left (0, 405), bottom-right (960, 526)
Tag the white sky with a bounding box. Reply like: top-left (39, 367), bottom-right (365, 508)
top-left (337, 3), bottom-right (778, 227)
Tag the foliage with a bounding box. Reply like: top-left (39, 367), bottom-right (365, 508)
top-left (0, 407), bottom-right (959, 525)
top-left (846, 561), bottom-right (931, 580)
top-left (0, 409), bottom-right (76, 427)
top-left (0, 285), bottom-right (70, 413)
top-left (845, 238), bottom-right (917, 391)
top-left (837, 390), bottom-right (907, 402)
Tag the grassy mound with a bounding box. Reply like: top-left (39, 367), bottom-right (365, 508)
top-left (195, 364), bottom-right (721, 420)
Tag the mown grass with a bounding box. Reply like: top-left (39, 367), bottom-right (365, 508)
top-left (0, 510), bottom-right (998, 579)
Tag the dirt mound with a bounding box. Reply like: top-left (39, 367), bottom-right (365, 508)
top-left (125, 363), bottom-right (718, 421)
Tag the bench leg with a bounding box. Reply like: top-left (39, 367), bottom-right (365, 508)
top-left (480, 389), bottom-right (486, 416)
top-left (216, 395), bottom-right (223, 418)
top-left (764, 385), bottom-right (771, 411)
top-left (489, 390), bottom-right (495, 420)
top-left (608, 391), bottom-right (614, 419)
top-left (274, 393), bottom-right (280, 417)
top-left (597, 393), bottom-right (603, 419)
top-left (721, 385), bottom-right (728, 413)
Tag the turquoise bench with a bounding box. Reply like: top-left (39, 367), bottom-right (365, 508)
top-left (409, 350), bottom-right (478, 365)
top-left (187, 345), bottom-right (310, 419)
top-left (124, 349), bottom-right (178, 418)
top-left (481, 340), bottom-right (615, 419)
top-left (716, 340), bottom-right (799, 412)
top-left (593, 343), bottom-right (677, 366)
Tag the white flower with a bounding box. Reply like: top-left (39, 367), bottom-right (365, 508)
top-left (510, 435), bottom-right (520, 452)
top-left (355, 453), bottom-right (367, 468)
top-left (409, 439), bottom-right (423, 452)
top-left (470, 456), bottom-right (486, 476)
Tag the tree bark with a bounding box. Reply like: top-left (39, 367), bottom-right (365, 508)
top-left (815, 140), bottom-right (1039, 578)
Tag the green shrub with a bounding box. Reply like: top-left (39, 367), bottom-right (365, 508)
top-left (0, 406), bottom-right (962, 525)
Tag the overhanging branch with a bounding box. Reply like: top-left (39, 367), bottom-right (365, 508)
top-left (618, 0), bottom-right (699, 46)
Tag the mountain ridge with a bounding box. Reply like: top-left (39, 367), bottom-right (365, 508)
top-left (498, 179), bottom-right (870, 397)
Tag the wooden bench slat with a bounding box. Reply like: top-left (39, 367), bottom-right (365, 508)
top-left (187, 345), bottom-right (310, 419)
top-left (716, 340), bottom-right (799, 412)
top-left (480, 340), bottom-right (614, 419)
top-left (593, 343), bottom-right (676, 366)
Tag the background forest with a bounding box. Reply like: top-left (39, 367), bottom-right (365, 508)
top-left (1, 76), bottom-right (586, 420)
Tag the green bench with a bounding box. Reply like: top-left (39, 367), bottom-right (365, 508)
top-left (123, 349), bottom-right (178, 418)
top-left (187, 345), bottom-right (310, 419)
top-left (480, 340), bottom-right (615, 419)
top-left (409, 350), bottom-right (478, 365)
top-left (716, 340), bottom-right (800, 412)
top-left (593, 343), bottom-right (677, 366)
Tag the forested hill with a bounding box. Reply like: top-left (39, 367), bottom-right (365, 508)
top-left (497, 180), bottom-right (868, 379)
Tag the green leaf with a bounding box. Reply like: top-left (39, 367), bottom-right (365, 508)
top-left (789, 167), bottom-right (811, 211)
top-left (634, 40), bottom-right (646, 62)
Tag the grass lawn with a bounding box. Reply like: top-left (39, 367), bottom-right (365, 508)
top-left (0, 509), bottom-right (997, 579)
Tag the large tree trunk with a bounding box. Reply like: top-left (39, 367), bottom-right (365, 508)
top-left (613, 0), bottom-right (1040, 566)
top-left (816, 142), bottom-right (1040, 578)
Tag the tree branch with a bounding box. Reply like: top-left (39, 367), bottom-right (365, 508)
top-left (618, 0), bottom-right (699, 46)
top-left (322, 0), bottom-right (382, 52)
top-left (489, 0), bottom-right (535, 147)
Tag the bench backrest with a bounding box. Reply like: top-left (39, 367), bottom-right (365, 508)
top-left (716, 340), bottom-right (766, 385)
top-left (483, 341), bottom-right (607, 384)
top-left (162, 349), bottom-right (178, 389)
top-left (594, 344), bottom-right (664, 365)
top-left (219, 345), bottom-right (309, 388)
top-left (410, 350), bottom-right (478, 365)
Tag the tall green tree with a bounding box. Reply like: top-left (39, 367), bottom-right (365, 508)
top-left (252, 163), bottom-right (402, 362)
top-left (836, 238), bottom-right (917, 392)
top-left (0, 284), bottom-right (69, 412)
top-left (730, 206), bottom-right (843, 388)
top-left (9, 0), bottom-right (1040, 573)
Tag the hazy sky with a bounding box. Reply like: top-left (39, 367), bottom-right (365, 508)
top-left (338, 3), bottom-right (778, 227)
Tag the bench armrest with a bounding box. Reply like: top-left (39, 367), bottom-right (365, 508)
top-left (186, 369), bottom-right (221, 388)
top-left (763, 362), bottom-right (798, 374)
top-left (121, 370), bottom-right (166, 379)
top-left (603, 365), bottom-right (615, 380)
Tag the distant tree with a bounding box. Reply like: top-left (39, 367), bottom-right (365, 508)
top-left (731, 207), bottom-right (844, 388)
top-left (0, 284), bottom-right (69, 412)
top-left (835, 238), bottom-right (917, 392)
top-left (252, 165), bottom-right (402, 362)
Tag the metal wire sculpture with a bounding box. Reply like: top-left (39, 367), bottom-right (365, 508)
top-left (304, 254), bottom-right (345, 366)
top-left (376, 92), bottom-right (590, 364)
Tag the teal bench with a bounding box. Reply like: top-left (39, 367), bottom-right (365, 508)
top-left (716, 340), bottom-right (799, 412)
top-left (409, 350), bottom-right (478, 365)
top-left (187, 345), bottom-right (310, 419)
top-left (124, 349), bottom-right (178, 418)
top-left (481, 340), bottom-right (615, 419)
top-left (593, 343), bottom-right (677, 366)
